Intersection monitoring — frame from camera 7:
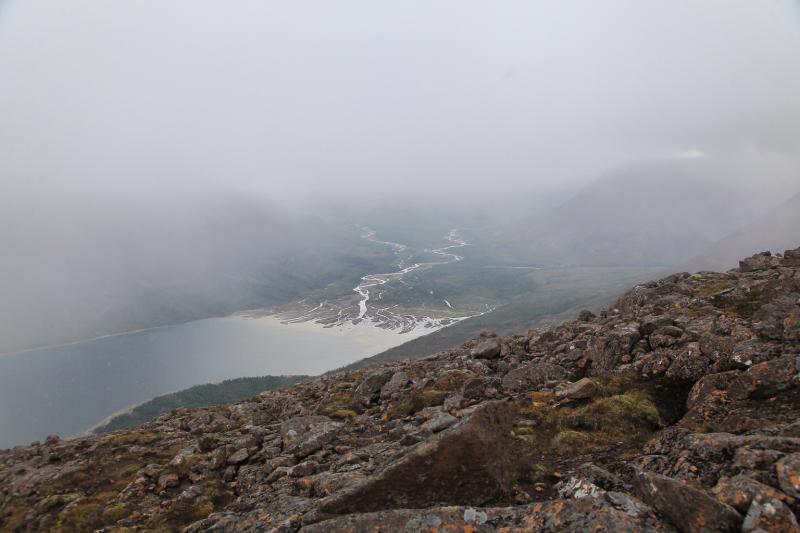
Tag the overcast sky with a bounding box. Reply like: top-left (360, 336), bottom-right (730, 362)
top-left (1, 0), bottom-right (799, 206)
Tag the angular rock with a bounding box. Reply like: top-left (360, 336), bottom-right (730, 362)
top-left (585, 323), bottom-right (641, 375)
top-left (712, 475), bottom-right (795, 514)
top-left (740, 251), bottom-right (780, 272)
top-left (776, 453), bottom-right (800, 499)
top-left (421, 412), bottom-right (458, 433)
top-left (502, 362), bottom-right (569, 392)
top-left (470, 339), bottom-right (501, 359)
top-left (355, 369), bottom-right (394, 405)
top-left (556, 377), bottom-right (596, 400)
top-left (315, 401), bottom-right (516, 517)
top-left (379, 371), bottom-right (410, 400)
top-left (634, 471), bottom-right (742, 533)
top-left (157, 473), bottom-right (180, 490)
top-left (281, 416), bottom-right (342, 459)
top-left (741, 498), bottom-right (800, 533)
top-left (226, 448), bottom-right (250, 465)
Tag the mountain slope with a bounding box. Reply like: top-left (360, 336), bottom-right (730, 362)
top-left (490, 163), bottom-right (773, 268)
top-left (3, 246), bottom-right (800, 532)
top-left (685, 192), bottom-right (800, 272)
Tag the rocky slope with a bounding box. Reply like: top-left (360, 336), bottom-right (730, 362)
top-left (2, 247), bottom-right (800, 532)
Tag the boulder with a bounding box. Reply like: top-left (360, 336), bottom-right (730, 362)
top-left (712, 475), bottom-right (795, 514)
top-left (380, 371), bottom-right (410, 400)
top-left (226, 448), bottom-right (250, 465)
top-left (470, 339), bottom-right (501, 359)
top-left (157, 473), bottom-right (180, 490)
top-left (281, 416), bottom-right (342, 459)
top-left (356, 369), bottom-right (395, 405)
top-left (776, 453), bottom-right (800, 499)
top-left (315, 401), bottom-right (516, 517)
top-left (461, 377), bottom-right (501, 400)
top-left (739, 355), bottom-right (799, 398)
top-left (641, 315), bottom-right (676, 336)
top-left (741, 498), bottom-right (800, 533)
top-left (556, 377), bottom-right (596, 400)
top-left (634, 471), bottom-right (742, 533)
top-left (585, 323), bottom-right (641, 375)
top-left (739, 251), bottom-right (780, 272)
top-left (502, 363), bottom-right (569, 392)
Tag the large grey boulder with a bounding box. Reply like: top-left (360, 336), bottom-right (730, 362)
top-left (314, 401), bottom-right (517, 518)
top-left (634, 471), bottom-right (742, 533)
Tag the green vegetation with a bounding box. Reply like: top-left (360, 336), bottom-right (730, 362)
top-left (510, 378), bottom-right (663, 489)
top-left (94, 375), bottom-right (308, 433)
top-left (385, 389), bottom-right (449, 420)
top-left (318, 389), bottom-right (363, 419)
top-left (728, 286), bottom-right (765, 317)
top-left (697, 280), bottom-right (731, 297)
top-left (383, 370), bottom-right (471, 420)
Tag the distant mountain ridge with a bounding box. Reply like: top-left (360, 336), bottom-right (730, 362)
top-left (685, 192), bottom-right (800, 272)
top-left (490, 163), bottom-right (784, 268)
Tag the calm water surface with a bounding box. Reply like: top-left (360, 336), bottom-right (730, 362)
top-left (0, 316), bottom-right (417, 448)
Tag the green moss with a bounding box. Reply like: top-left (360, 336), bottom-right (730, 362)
top-left (432, 369), bottom-right (474, 391)
top-left (104, 431), bottom-right (159, 446)
top-left (727, 286), bottom-right (764, 317)
top-left (551, 430), bottom-right (591, 451)
top-left (385, 389), bottom-right (448, 420)
top-left (102, 502), bottom-right (131, 523)
top-left (509, 387), bottom-right (663, 489)
top-left (592, 370), bottom-right (639, 398)
top-left (53, 491), bottom-right (120, 533)
top-left (698, 280), bottom-right (730, 298)
top-left (0, 496), bottom-right (30, 531)
top-left (152, 480), bottom-right (231, 532)
top-left (318, 390), bottom-right (363, 419)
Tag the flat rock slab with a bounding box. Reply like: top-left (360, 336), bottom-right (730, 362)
top-left (302, 497), bottom-right (675, 533)
top-left (315, 400), bottom-right (516, 517)
top-left (635, 471), bottom-right (742, 533)
top-left (281, 416), bottom-right (342, 458)
top-left (502, 362), bottom-right (569, 392)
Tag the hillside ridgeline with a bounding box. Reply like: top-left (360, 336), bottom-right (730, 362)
top-left (2, 247), bottom-right (800, 532)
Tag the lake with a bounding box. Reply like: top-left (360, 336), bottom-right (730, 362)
top-left (0, 315), bottom-right (428, 449)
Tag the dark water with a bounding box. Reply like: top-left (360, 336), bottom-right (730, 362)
top-left (0, 316), bottom-right (404, 448)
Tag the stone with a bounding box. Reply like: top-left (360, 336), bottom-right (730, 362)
top-left (226, 448), bottom-right (250, 465)
top-left (556, 377), bottom-right (596, 400)
top-left (356, 369), bottom-right (395, 405)
top-left (421, 412), bottom-right (458, 433)
top-left (157, 473), bottom-right (180, 490)
top-left (316, 401), bottom-right (517, 516)
top-left (470, 339), bottom-right (501, 359)
top-left (379, 371), bottom-right (410, 400)
top-left (585, 323), bottom-right (641, 375)
top-left (577, 309), bottom-right (596, 322)
top-left (289, 461), bottom-right (319, 478)
top-left (281, 416), bottom-right (343, 459)
top-left (776, 453), bottom-right (800, 499)
top-left (741, 498), bottom-right (800, 533)
top-left (712, 475), bottom-right (795, 514)
top-left (740, 251), bottom-right (780, 272)
top-left (634, 471), bottom-right (742, 533)
top-left (641, 315), bottom-right (675, 335)
top-left (502, 362), bottom-right (569, 392)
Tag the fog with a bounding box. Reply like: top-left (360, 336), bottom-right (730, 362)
top-left (1, 0), bottom-right (799, 351)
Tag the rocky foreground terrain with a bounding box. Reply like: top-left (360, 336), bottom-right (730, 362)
top-left (3, 248), bottom-right (800, 532)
